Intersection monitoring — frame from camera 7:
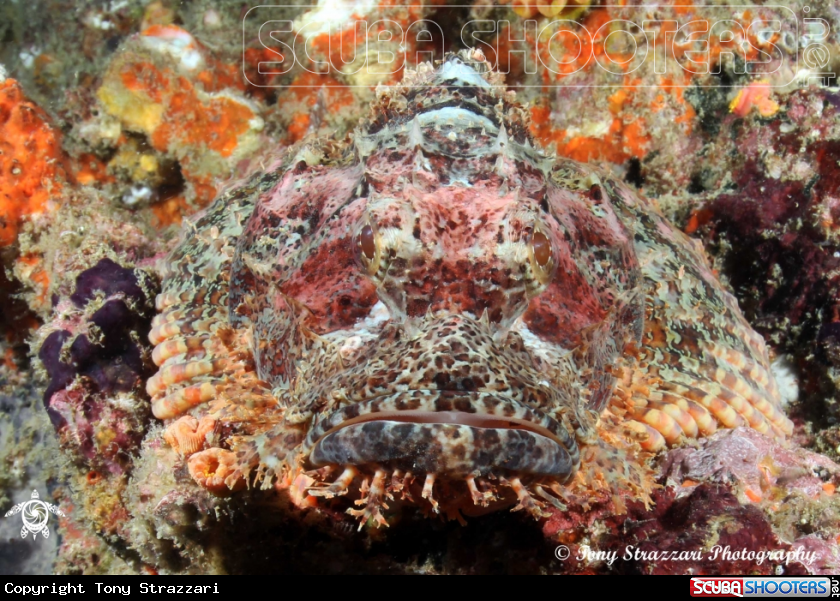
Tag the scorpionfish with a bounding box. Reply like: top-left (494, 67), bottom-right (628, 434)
top-left (147, 52), bottom-right (793, 526)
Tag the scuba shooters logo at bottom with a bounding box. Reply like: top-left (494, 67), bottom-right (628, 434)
top-left (690, 577), bottom-right (837, 597)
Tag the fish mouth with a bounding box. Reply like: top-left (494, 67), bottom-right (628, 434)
top-left (305, 391), bottom-right (580, 480)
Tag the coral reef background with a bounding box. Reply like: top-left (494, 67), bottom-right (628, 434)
top-left (1, 0), bottom-right (840, 574)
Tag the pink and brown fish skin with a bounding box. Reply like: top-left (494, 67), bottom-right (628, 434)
top-left (147, 52), bottom-right (792, 525)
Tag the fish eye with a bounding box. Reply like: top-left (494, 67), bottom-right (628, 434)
top-left (356, 223), bottom-right (381, 275)
top-left (531, 231), bottom-right (551, 267)
top-left (528, 229), bottom-right (554, 283)
top-left (359, 224), bottom-right (376, 260)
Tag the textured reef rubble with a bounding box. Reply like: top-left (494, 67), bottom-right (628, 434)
top-left (683, 88), bottom-right (840, 460)
top-left (38, 257), bottom-right (157, 475)
top-left (1, 0), bottom-right (840, 575)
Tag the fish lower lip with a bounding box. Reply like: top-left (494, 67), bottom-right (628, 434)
top-left (304, 391), bottom-right (579, 477)
top-left (310, 421), bottom-right (575, 478)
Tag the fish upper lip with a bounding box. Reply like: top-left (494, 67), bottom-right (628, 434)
top-left (303, 390), bottom-right (579, 463)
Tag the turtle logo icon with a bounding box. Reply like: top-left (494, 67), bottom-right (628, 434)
top-left (4, 490), bottom-right (65, 540)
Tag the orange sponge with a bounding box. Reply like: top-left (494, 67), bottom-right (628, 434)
top-left (0, 79), bottom-right (67, 247)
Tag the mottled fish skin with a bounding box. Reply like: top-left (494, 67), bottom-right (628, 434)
top-left (551, 163), bottom-right (793, 448)
top-left (147, 52), bottom-right (792, 522)
top-left (148, 168), bottom-right (284, 421)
